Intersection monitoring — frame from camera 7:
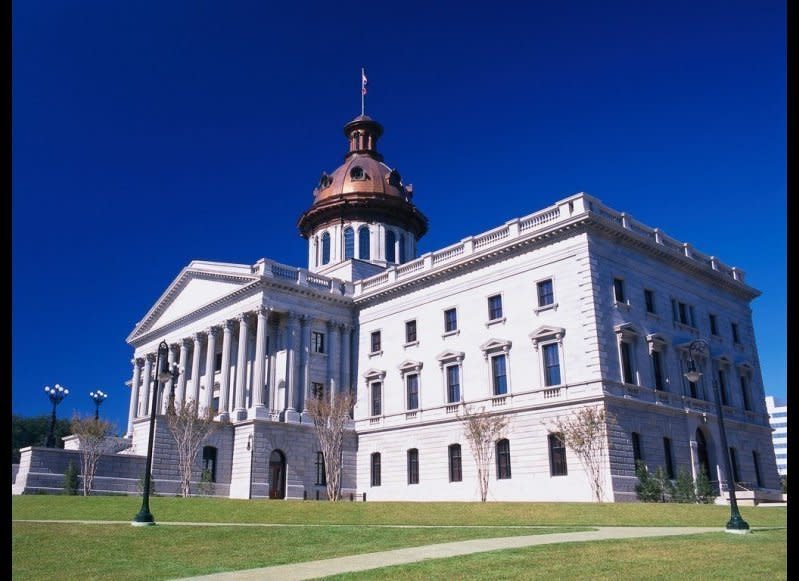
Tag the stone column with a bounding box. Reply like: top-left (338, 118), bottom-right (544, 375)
top-left (141, 354), bottom-right (153, 417)
top-left (217, 320), bottom-right (234, 420)
top-left (284, 312), bottom-right (300, 422)
top-left (189, 333), bottom-right (203, 406)
top-left (300, 316), bottom-right (312, 414)
top-left (126, 358), bottom-right (142, 437)
top-left (249, 307), bottom-right (269, 419)
top-left (268, 317), bottom-right (280, 416)
top-left (341, 324), bottom-right (352, 397)
top-left (176, 339), bottom-right (190, 406)
top-left (327, 320), bottom-right (341, 402)
top-left (162, 344), bottom-right (177, 414)
top-left (233, 314), bottom-right (250, 420)
top-left (202, 327), bottom-right (218, 414)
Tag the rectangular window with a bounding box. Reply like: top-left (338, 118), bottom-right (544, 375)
top-left (731, 323), bottom-right (740, 343)
top-left (678, 302), bottom-right (688, 325)
top-left (740, 375), bottom-right (751, 411)
top-left (620, 342), bottom-right (635, 385)
top-left (202, 446), bottom-right (217, 482)
top-left (663, 437), bottom-right (674, 479)
top-left (370, 331), bottom-right (381, 353)
top-left (689, 305), bottom-right (696, 328)
top-left (718, 369), bottom-right (729, 406)
top-left (492, 354), bottom-right (508, 395)
top-left (448, 444), bottom-right (462, 482)
top-left (496, 439), bottom-right (511, 479)
top-left (543, 343), bottom-right (561, 386)
top-left (444, 308), bottom-right (458, 332)
top-left (651, 350), bottom-right (664, 390)
top-left (549, 433), bottom-right (568, 476)
top-left (709, 314), bottom-right (718, 336)
top-left (406, 374), bottom-right (419, 410)
top-left (214, 352), bottom-right (223, 370)
top-left (488, 294), bottom-right (503, 320)
top-left (312, 331), bottom-right (325, 353)
top-left (315, 451), bottom-right (326, 486)
top-left (371, 382), bottom-right (382, 416)
top-left (671, 299), bottom-right (678, 322)
top-left (371, 453), bottom-right (381, 487)
top-left (405, 320), bottom-right (417, 343)
top-left (407, 449), bottom-right (419, 485)
top-left (446, 365), bottom-right (460, 403)
top-left (644, 289), bottom-right (655, 314)
top-left (537, 279), bottom-right (554, 307)
top-left (613, 278), bottom-right (625, 303)
top-left (730, 447), bottom-right (740, 483)
top-left (632, 432), bottom-right (643, 466)
top-left (312, 382), bottom-right (325, 400)
top-left (752, 451), bottom-right (762, 487)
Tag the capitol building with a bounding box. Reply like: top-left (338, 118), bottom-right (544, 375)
top-left (14, 112), bottom-right (782, 503)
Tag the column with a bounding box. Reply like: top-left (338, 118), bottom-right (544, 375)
top-left (234, 313), bottom-right (250, 420)
top-left (141, 354), bottom-right (153, 416)
top-left (202, 327), bottom-right (218, 414)
top-left (268, 317), bottom-right (280, 416)
top-left (176, 339), bottom-right (190, 406)
top-left (189, 333), bottom-right (203, 406)
top-left (300, 316), bottom-right (312, 414)
top-left (217, 320), bottom-right (233, 420)
top-left (341, 324), bottom-right (352, 398)
top-left (284, 312), bottom-right (300, 422)
top-left (126, 358), bottom-right (142, 437)
top-left (326, 320), bottom-right (340, 402)
top-left (162, 344), bottom-right (177, 414)
top-left (249, 307), bottom-right (269, 419)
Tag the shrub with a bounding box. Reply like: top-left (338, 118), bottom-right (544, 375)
top-left (695, 466), bottom-right (717, 504)
top-left (634, 462), bottom-right (674, 503)
top-left (62, 461), bottom-right (79, 495)
top-left (672, 468), bottom-right (697, 504)
top-left (198, 468), bottom-right (215, 496)
top-left (136, 473), bottom-right (156, 496)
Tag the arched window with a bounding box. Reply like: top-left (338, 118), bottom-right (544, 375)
top-left (399, 234), bottom-right (406, 263)
top-left (321, 232), bottom-right (331, 265)
top-left (358, 226), bottom-right (370, 259)
top-left (350, 166), bottom-right (366, 180)
top-left (343, 227), bottom-right (354, 259)
top-left (385, 230), bottom-right (396, 263)
top-left (496, 439), bottom-right (511, 479)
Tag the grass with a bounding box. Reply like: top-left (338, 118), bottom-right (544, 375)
top-left (323, 530), bottom-right (788, 580)
top-left (12, 496), bottom-right (787, 580)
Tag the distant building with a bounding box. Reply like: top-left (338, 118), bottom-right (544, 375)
top-left (765, 396), bottom-right (787, 476)
top-left (14, 110), bottom-right (783, 503)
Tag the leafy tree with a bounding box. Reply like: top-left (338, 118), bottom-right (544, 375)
top-left (306, 391), bottom-right (355, 501)
top-left (695, 465), bottom-right (717, 504)
top-left (549, 406), bottom-right (612, 502)
top-left (780, 474), bottom-right (787, 494)
top-left (62, 461), bottom-right (79, 495)
top-left (165, 399), bottom-right (219, 497)
top-left (635, 462), bottom-right (674, 502)
top-left (459, 405), bottom-right (509, 502)
top-left (12, 415), bottom-right (71, 462)
top-left (672, 468), bottom-right (697, 503)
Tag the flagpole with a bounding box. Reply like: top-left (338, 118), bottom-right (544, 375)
top-left (361, 67), bottom-right (365, 116)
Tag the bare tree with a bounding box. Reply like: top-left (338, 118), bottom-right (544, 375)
top-left (306, 391), bottom-right (355, 501)
top-left (459, 405), bottom-right (509, 502)
top-left (165, 399), bottom-right (219, 497)
top-left (549, 405), bottom-right (611, 502)
top-left (69, 415), bottom-right (115, 496)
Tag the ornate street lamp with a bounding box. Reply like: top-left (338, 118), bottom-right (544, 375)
top-left (684, 339), bottom-right (750, 534)
top-left (44, 384), bottom-right (69, 447)
top-left (89, 390), bottom-right (108, 420)
top-left (132, 341), bottom-right (174, 526)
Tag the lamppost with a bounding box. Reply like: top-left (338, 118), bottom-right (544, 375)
top-left (89, 390), bottom-right (108, 420)
top-left (684, 339), bottom-right (750, 534)
top-left (44, 384), bottom-right (69, 447)
top-left (132, 341), bottom-right (173, 526)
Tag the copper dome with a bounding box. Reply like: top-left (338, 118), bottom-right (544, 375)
top-left (297, 115), bottom-right (428, 239)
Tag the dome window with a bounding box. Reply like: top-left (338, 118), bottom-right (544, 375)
top-left (388, 170), bottom-right (402, 188)
top-left (350, 166), bottom-right (366, 181)
top-left (318, 172), bottom-right (332, 189)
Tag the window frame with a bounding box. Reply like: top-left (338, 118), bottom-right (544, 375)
top-left (443, 307), bottom-right (458, 334)
top-left (405, 319), bottom-right (417, 344)
top-left (496, 439), bottom-right (512, 480)
top-left (487, 294), bottom-right (504, 321)
top-left (613, 277), bottom-right (626, 304)
top-left (644, 289), bottom-right (655, 314)
top-left (448, 444), bottom-right (463, 482)
top-left (548, 433), bottom-right (568, 476)
top-left (312, 331), bottom-right (326, 354)
top-left (370, 381), bottom-right (382, 417)
top-left (315, 451), bottom-right (326, 486)
top-left (370, 330), bottom-right (382, 354)
top-left (663, 437), bottom-right (674, 479)
top-left (537, 278), bottom-right (555, 309)
top-left (370, 452), bottom-right (381, 487)
top-left (343, 226), bottom-right (355, 260)
top-left (406, 372), bottom-right (420, 410)
top-left (631, 432), bottom-right (643, 467)
top-left (407, 448), bottom-right (419, 485)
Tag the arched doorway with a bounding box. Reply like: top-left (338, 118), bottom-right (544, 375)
top-left (269, 449), bottom-right (286, 499)
top-left (695, 428), bottom-right (712, 481)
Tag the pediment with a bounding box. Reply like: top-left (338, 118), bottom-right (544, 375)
top-left (127, 262), bottom-right (259, 343)
top-left (363, 368), bottom-right (386, 381)
top-left (436, 350), bottom-right (465, 364)
top-left (529, 325), bottom-right (565, 344)
top-left (398, 359), bottom-right (423, 373)
top-left (480, 338), bottom-right (512, 354)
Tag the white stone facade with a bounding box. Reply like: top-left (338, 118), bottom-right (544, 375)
top-left (765, 396), bottom-right (787, 476)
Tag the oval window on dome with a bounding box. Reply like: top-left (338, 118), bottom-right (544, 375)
top-left (318, 172), bottom-right (332, 189)
top-left (350, 166), bottom-right (366, 181)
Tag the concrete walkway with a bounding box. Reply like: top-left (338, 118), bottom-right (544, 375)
top-left (180, 526), bottom-right (721, 581)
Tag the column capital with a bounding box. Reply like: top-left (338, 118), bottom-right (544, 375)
top-left (180, 337), bottom-right (192, 348)
top-left (237, 312), bottom-right (252, 325)
top-left (168, 342), bottom-right (180, 352)
top-left (299, 313), bottom-right (311, 323)
top-left (145, 353), bottom-right (156, 362)
top-left (222, 319), bottom-right (235, 332)
top-left (286, 310), bottom-right (300, 322)
top-left (326, 319), bottom-right (336, 331)
top-left (192, 332), bottom-right (204, 344)
top-left (131, 357), bottom-right (143, 366)
top-left (254, 305), bottom-right (268, 318)
top-left (205, 326), bottom-right (219, 338)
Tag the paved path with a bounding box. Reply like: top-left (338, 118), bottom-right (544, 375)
top-left (179, 526), bottom-right (721, 581)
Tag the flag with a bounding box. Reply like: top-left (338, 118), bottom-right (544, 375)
top-left (362, 69), bottom-right (368, 96)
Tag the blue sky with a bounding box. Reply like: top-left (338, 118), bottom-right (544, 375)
top-left (12, 1), bottom-right (786, 433)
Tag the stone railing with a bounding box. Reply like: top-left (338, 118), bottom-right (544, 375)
top-left (354, 192), bottom-right (749, 298)
top-left (252, 259), bottom-right (353, 296)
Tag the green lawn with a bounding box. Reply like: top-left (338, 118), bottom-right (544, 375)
top-left (12, 496), bottom-right (787, 580)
